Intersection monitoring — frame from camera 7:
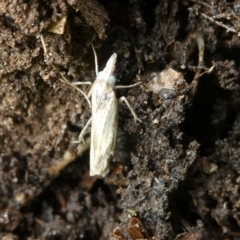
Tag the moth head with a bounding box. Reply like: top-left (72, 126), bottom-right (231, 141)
top-left (108, 75), bottom-right (116, 86)
top-left (96, 71), bottom-right (116, 86)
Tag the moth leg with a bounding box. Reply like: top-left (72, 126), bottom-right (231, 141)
top-left (38, 34), bottom-right (91, 106)
top-left (57, 73), bottom-right (91, 107)
top-left (87, 80), bottom-right (97, 98)
top-left (115, 82), bottom-right (141, 89)
top-left (119, 97), bottom-right (142, 123)
top-left (72, 117), bottom-right (92, 144)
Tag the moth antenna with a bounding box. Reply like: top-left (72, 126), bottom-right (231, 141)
top-left (91, 43), bottom-right (99, 75)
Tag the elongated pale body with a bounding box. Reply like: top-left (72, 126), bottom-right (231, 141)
top-left (90, 53), bottom-right (118, 176)
top-left (38, 35), bottom-right (137, 177)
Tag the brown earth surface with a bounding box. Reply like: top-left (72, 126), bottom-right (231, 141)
top-left (0, 0), bottom-right (240, 239)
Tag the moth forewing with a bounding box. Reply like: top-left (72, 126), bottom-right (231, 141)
top-left (89, 53), bottom-right (118, 176)
top-left (90, 87), bottom-right (118, 176)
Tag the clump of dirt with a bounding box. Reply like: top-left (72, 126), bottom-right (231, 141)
top-left (0, 0), bottom-right (240, 239)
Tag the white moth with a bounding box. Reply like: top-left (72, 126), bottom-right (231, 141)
top-left (78, 49), bottom-right (142, 177)
top-left (90, 53), bottom-right (118, 176)
top-left (39, 35), bottom-right (141, 177)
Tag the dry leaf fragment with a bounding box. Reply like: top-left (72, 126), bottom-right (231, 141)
top-left (47, 15), bottom-right (67, 35)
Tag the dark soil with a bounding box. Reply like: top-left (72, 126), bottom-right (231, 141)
top-left (0, 0), bottom-right (240, 239)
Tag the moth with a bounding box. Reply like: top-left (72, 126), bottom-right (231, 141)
top-left (39, 34), bottom-right (141, 177)
top-left (78, 48), bottom-right (142, 177)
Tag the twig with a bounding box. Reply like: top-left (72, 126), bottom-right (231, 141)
top-left (47, 136), bottom-right (91, 176)
top-left (201, 13), bottom-right (237, 33)
top-left (190, 0), bottom-right (212, 8)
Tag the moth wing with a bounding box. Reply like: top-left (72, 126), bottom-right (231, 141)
top-left (90, 87), bottom-right (118, 176)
